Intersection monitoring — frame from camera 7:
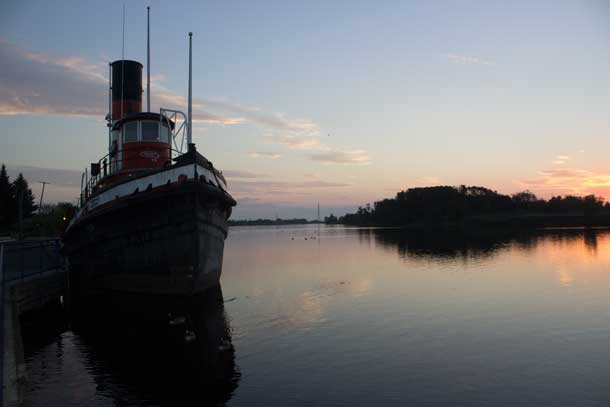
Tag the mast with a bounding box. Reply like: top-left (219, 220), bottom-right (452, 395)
top-left (187, 32), bottom-right (193, 145)
top-left (108, 62), bottom-right (112, 150)
top-left (121, 3), bottom-right (125, 118)
top-left (146, 6), bottom-right (151, 112)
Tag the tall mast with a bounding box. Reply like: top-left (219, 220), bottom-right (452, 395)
top-left (108, 62), bottom-right (112, 150)
top-left (187, 32), bottom-right (193, 145)
top-left (146, 6), bottom-right (151, 112)
top-left (121, 3), bottom-right (125, 118)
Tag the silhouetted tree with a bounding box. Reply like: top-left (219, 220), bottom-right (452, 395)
top-left (0, 164), bottom-right (14, 229)
top-left (340, 185), bottom-right (609, 226)
top-left (512, 190), bottom-right (538, 203)
top-left (511, 190), bottom-right (545, 211)
top-left (324, 214), bottom-right (338, 224)
top-left (582, 195), bottom-right (604, 216)
top-left (11, 173), bottom-right (37, 218)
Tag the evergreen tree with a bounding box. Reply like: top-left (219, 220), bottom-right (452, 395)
top-left (0, 164), bottom-right (15, 229)
top-left (11, 173), bottom-right (37, 218)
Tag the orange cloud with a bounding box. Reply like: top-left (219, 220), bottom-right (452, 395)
top-left (516, 167), bottom-right (610, 200)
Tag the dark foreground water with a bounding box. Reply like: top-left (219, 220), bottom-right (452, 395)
top-left (23, 225), bottom-right (610, 406)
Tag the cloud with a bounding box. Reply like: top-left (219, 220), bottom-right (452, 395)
top-left (269, 134), bottom-right (371, 166)
top-left (248, 152), bottom-right (282, 159)
top-left (445, 53), bottom-right (495, 66)
top-left (0, 40), bottom-right (107, 117)
top-left (1, 39), bottom-right (372, 183)
top-left (291, 181), bottom-right (351, 188)
top-left (152, 92), bottom-right (243, 125)
top-left (2, 163), bottom-right (353, 208)
top-left (308, 149), bottom-right (371, 165)
top-left (552, 155), bottom-right (571, 165)
top-left (0, 39), bottom-right (308, 127)
top-left (202, 100), bottom-right (319, 136)
top-left (272, 136), bottom-right (327, 150)
top-left (228, 178), bottom-right (352, 203)
top-left (223, 170), bottom-right (268, 179)
top-left (516, 167), bottom-right (610, 199)
top-left (538, 168), bottom-right (590, 178)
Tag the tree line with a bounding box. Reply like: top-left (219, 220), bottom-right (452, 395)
top-left (0, 163), bottom-right (37, 230)
top-left (325, 185), bottom-right (607, 226)
top-left (1, 163), bottom-right (76, 236)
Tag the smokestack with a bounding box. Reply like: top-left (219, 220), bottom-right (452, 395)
top-left (111, 60), bottom-right (143, 121)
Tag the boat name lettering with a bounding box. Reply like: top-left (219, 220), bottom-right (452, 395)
top-left (140, 150), bottom-right (160, 161)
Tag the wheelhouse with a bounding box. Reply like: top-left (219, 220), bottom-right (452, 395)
top-left (110, 112), bottom-right (175, 173)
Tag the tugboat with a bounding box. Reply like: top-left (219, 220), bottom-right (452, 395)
top-left (62, 17), bottom-right (236, 298)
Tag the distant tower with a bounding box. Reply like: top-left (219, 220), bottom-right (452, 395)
top-left (316, 201), bottom-right (321, 239)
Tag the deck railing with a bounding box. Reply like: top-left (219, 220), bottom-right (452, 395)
top-left (79, 147), bottom-right (227, 208)
top-left (80, 146), bottom-right (186, 206)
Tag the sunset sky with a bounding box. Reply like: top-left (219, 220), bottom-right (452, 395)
top-left (1, 0), bottom-right (609, 218)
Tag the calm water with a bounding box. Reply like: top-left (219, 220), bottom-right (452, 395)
top-left (23, 225), bottom-right (610, 406)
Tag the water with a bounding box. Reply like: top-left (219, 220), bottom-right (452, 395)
top-left (23, 225), bottom-right (610, 406)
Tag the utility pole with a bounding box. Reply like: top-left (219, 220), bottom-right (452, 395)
top-left (38, 181), bottom-right (50, 214)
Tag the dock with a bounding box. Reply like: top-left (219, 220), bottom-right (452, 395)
top-left (0, 238), bottom-right (66, 407)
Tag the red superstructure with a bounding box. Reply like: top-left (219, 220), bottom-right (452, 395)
top-left (100, 60), bottom-right (175, 181)
top-left (110, 112), bottom-right (173, 173)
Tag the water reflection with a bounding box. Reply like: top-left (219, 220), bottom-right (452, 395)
top-left (22, 226), bottom-right (610, 406)
top-left (23, 287), bottom-right (240, 406)
top-left (583, 229), bottom-right (598, 254)
top-left (368, 227), bottom-right (608, 262)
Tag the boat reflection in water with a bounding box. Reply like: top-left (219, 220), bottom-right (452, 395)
top-left (23, 286), bottom-right (240, 407)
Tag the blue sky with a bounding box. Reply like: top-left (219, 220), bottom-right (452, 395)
top-left (1, 0), bottom-right (609, 218)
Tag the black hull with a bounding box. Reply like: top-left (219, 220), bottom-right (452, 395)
top-left (63, 181), bottom-right (232, 297)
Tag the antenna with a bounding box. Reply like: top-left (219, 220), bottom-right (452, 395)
top-left (122, 4), bottom-right (126, 59)
top-left (146, 6), bottom-right (151, 112)
top-left (187, 32), bottom-right (193, 145)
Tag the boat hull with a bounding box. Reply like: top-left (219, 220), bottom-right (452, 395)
top-left (63, 181), bottom-right (232, 297)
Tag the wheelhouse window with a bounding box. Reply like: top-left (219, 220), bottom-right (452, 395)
top-left (123, 122), bottom-right (138, 143)
top-left (110, 130), bottom-right (120, 146)
top-left (141, 121), bottom-right (159, 141)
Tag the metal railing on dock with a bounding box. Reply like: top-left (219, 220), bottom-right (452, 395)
top-left (1, 238), bottom-right (65, 407)
top-left (1, 239), bottom-right (64, 284)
